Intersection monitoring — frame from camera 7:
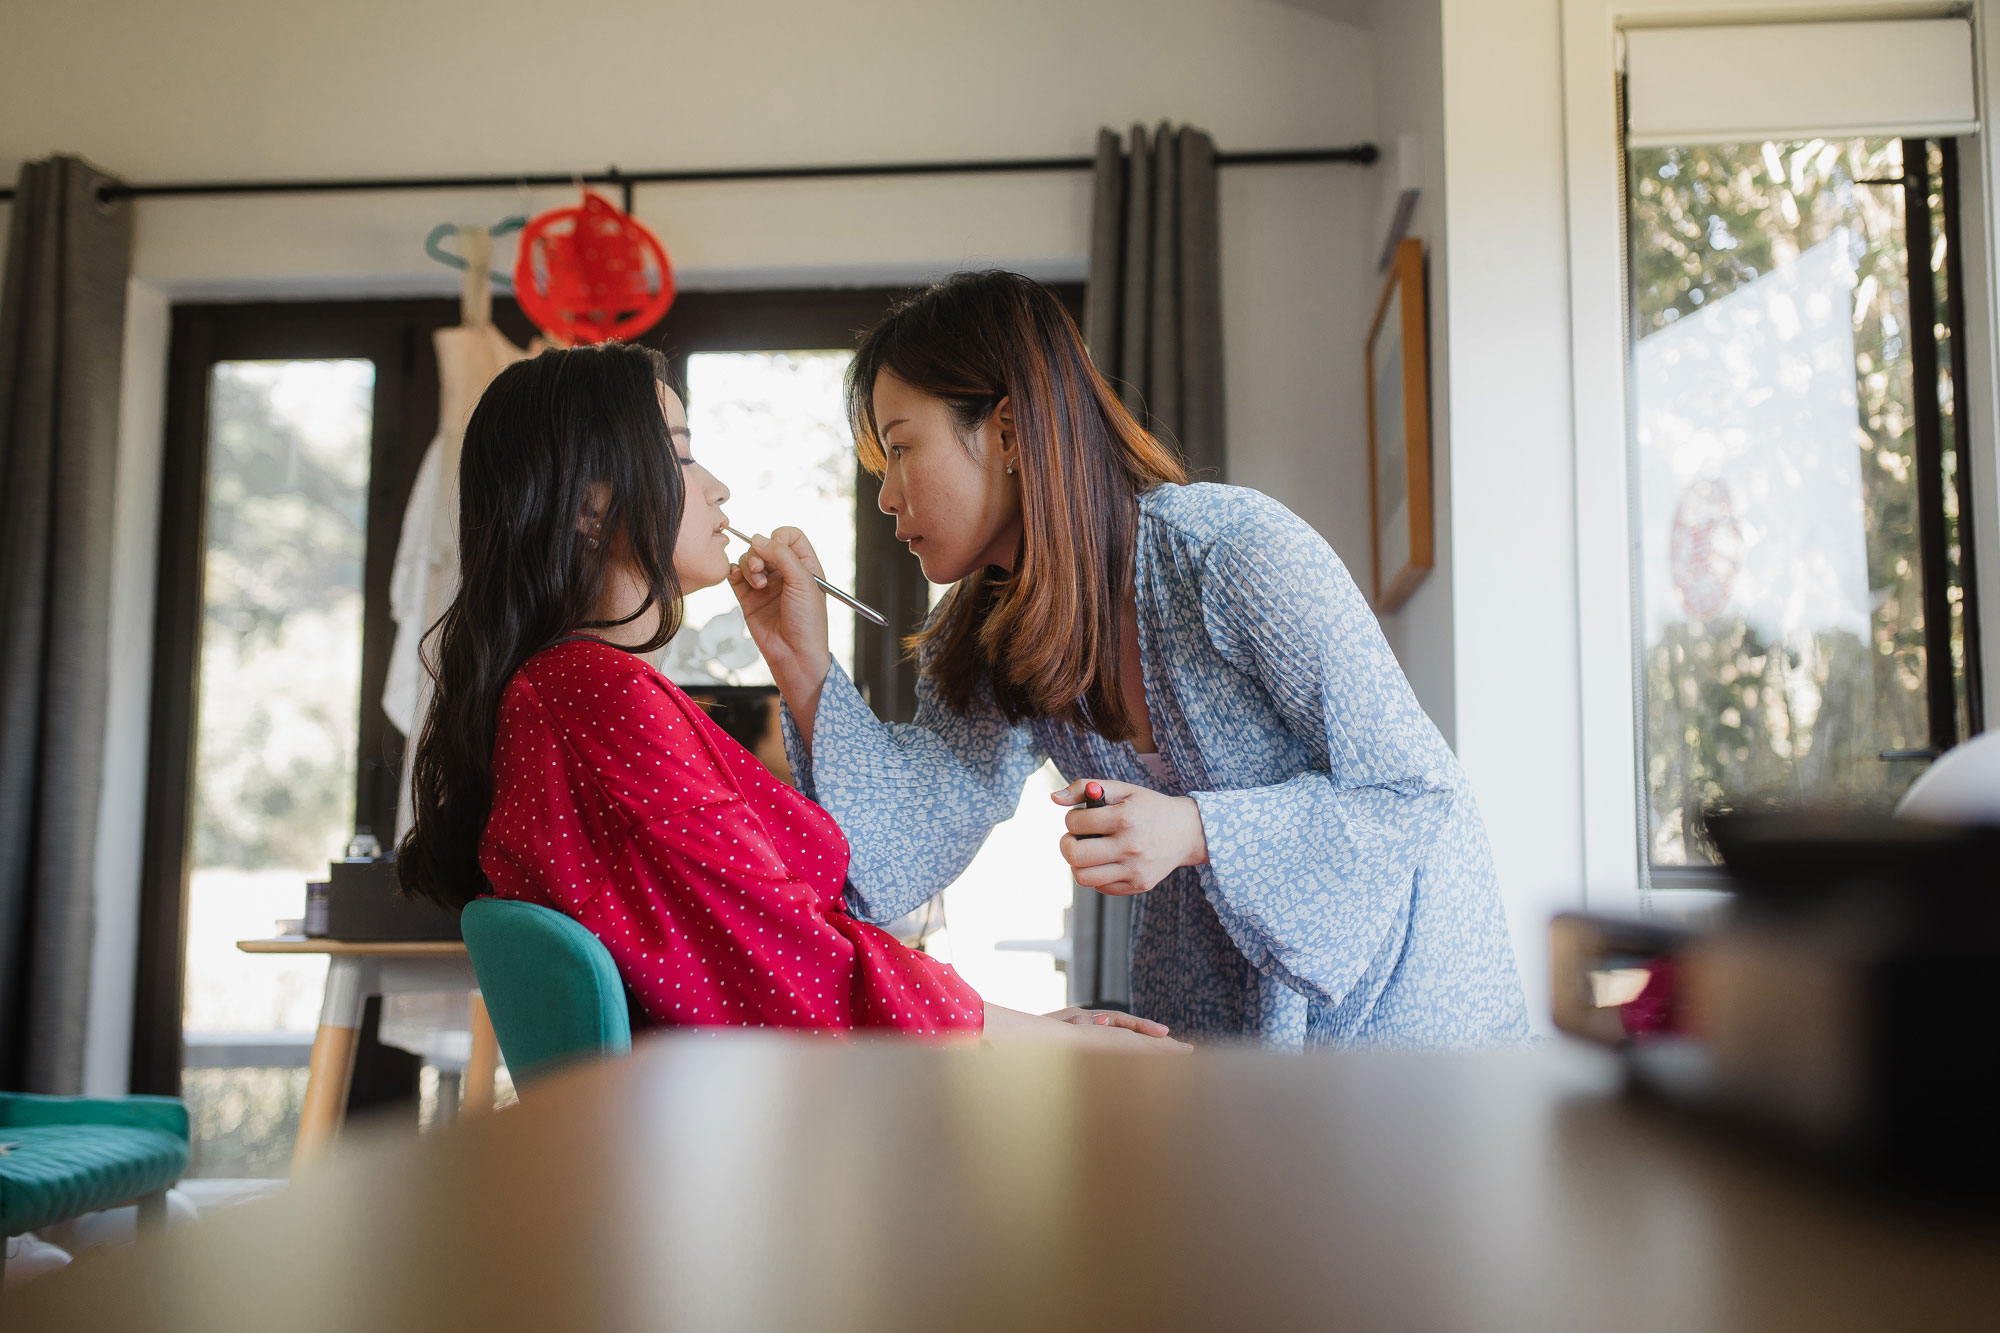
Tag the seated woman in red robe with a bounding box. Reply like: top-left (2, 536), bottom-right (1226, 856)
top-left (396, 342), bottom-right (1183, 1048)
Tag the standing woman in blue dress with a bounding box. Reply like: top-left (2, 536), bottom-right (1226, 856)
top-left (731, 271), bottom-right (1528, 1049)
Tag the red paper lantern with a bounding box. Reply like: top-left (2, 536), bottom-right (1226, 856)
top-left (513, 191), bottom-right (675, 345)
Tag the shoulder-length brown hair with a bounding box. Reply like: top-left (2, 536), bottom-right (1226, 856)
top-left (846, 271), bottom-right (1186, 741)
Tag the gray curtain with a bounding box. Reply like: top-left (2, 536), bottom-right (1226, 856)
top-left (0, 156), bottom-right (133, 1092)
top-left (1085, 122), bottom-right (1225, 478)
top-left (1072, 124), bottom-right (1224, 1011)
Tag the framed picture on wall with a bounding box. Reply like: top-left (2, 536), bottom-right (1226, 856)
top-left (1365, 236), bottom-right (1434, 612)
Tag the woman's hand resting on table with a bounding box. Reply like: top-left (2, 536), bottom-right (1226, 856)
top-left (1053, 779), bottom-right (1210, 897)
top-left (982, 1003), bottom-right (1192, 1052)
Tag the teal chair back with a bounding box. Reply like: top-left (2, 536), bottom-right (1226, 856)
top-left (461, 898), bottom-right (632, 1087)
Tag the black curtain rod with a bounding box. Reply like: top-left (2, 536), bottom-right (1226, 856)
top-left (0, 144), bottom-right (1377, 204)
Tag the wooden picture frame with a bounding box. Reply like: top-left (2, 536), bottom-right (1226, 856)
top-left (1364, 237), bottom-right (1434, 612)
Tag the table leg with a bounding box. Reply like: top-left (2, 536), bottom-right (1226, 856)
top-left (465, 993), bottom-right (500, 1116)
top-left (293, 957), bottom-right (369, 1171)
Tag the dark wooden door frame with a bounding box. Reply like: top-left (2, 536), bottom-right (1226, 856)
top-left (133, 298), bottom-right (519, 1094)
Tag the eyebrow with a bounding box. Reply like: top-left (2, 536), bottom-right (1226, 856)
top-left (667, 426), bottom-right (691, 439)
top-left (879, 417), bottom-right (908, 436)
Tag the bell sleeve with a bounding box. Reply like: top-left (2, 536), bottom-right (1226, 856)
top-left (782, 658), bottom-right (1045, 926)
top-left (1187, 496), bottom-right (1475, 1014)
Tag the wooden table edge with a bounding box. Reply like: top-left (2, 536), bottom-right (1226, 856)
top-left (237, 937), bottom-right (469, 956)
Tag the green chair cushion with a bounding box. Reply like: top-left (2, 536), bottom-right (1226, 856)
top-left (461, 897), bottom-right (632, 1087)
top-left (0, 1093), bottom-right (188, 1138)
top-left (0, 1095), bottom-right (190, 1235)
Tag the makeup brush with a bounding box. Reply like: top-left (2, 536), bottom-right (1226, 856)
top-left (725, 526), bottom-right (889, 628)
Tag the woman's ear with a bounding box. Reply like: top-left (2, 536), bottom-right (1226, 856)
top-left (575, 482), bottom-right (611, 544)
top-left (993, 396), bottom-right (1019, 475)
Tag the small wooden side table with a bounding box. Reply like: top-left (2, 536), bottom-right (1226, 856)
top-left (235, 938), bottom-right (501, 1172)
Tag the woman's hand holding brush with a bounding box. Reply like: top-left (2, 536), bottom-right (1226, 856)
top-left (728, 527), bottom-right (835, 744)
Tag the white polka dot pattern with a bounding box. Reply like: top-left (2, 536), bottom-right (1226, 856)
top-left (477, 639), bottom-right (985, 1037)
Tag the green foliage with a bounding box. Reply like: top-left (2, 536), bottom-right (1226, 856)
top-left (1630, 139), bottom-right (1956, 864)
top-left (191, 361), bottom-right (372, 872)
top-left (182, 1067), bottom-right (308, 1178)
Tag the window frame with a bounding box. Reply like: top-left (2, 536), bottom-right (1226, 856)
top-left (134, 298), bottom-right (482, 1094)
top-left (1618, 134), bottom-right (1985, 887)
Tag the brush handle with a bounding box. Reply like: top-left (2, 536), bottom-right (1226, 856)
top-left (726, 526), bottom-right (889, 628)
top-left (813, 574), bottom-right (890, 628)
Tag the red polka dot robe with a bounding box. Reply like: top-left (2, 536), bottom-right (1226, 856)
top-left (478, 637), bottom-right (985, 1036)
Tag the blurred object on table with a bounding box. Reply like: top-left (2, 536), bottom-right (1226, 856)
top-left (1554, 811), bottom-right (2000, 1198)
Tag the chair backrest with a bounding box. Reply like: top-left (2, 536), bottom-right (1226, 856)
top-left (461, 898), bottom-right (632, 1087)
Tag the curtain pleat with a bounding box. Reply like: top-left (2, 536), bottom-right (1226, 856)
top-left (1086, 122), bottom-right (1225, 479)
top-left (1176, 128), bottom-right (1224, 476)
top-left (0, 155), bottom-right (133, 1092)
top-left (1117, 124), bottom-right (1155, 418)
top-left (1075, 122), bottom-right (1225, 1009)
top-left (1084, 128), bottom-right (1127, 373)
top-left (1147, 125), bottom-right (1181, 446)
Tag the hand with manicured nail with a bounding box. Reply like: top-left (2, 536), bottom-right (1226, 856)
top-left (1053, 778), bottom-right (1210, 897)
top-left (981, 1002), bottom-right (1193, 1051)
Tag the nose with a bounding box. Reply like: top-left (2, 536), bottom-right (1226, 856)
top-left (693, 460), bottom-right (729, 505)
top-left (877, 468), bottom-right (901, 516)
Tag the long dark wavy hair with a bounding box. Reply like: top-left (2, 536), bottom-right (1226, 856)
top-left (847, 271), bottom-right (1186, 741)
top-left (397, 343), bottom-right (686, 910)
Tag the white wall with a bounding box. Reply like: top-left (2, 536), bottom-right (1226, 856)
top-left (2, 0), bottom-right (1387, 1082)
top-left (84, 278), bottom-right (169, 1097)
top-left (1437, 0), bottom-right (1583, 1031)
top-left (1221, 168), bottom-right (1378, 565)
top-left (1367, 0), bottom-right (1455, 744)
top-left (0, 0), bottom-right (1380, 548)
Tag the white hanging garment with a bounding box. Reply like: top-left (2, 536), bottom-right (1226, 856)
top-left (384, 226), bottom-right (534, 838)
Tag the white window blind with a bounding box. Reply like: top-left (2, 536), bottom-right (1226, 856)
top-left (1624, 19), bottom-right (1976, 147)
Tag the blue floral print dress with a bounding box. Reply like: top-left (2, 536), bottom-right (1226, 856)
top-left (784, 483), bottom-right (1529, 1049)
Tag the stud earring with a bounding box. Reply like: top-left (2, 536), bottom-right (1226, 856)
top-left (1005, 462), bottom-right (1016, 476)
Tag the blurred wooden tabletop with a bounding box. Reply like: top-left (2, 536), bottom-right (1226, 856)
top-left (9, 1036), bottom-right (1997, 1331)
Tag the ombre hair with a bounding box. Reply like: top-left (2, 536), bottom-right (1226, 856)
top-left (846, 271), bottom-right (1186, 741)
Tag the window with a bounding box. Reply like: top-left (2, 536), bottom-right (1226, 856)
top-left (926, 761), bottom-right (1074, 1014)
top-left (179, 359), bottom-right (372, 1174)
top-left (902, 576), bottom-right (1076, 1013)
top-left (138, 301), bottom-right (490, 1159)
top-left (672, 350), bottom-right (859, 685)
top-left (1626, 136), bottom-right (1980, 873)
